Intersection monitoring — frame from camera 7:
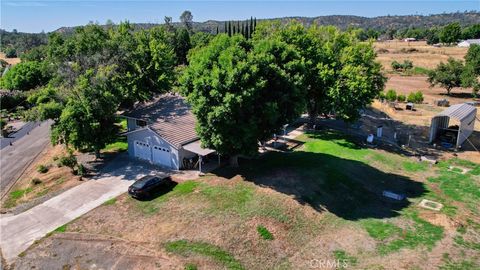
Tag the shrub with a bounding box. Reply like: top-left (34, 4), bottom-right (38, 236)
top-left (407, 91), bottom-right (424, 103)
top-left (31, 178), bottom-right (42, 185)
top-left (5, 47), bottom-right (17, 58)
top-left (377, 92), bottom-right (386, 101)
top-left (37, 164), bottom-right (48, 173)
top-left (385, 89), bottom-right (397, 102)
top-left (391, 60), bottom-right (413, 72)
top-left (391, 60), bottom-right (402, 71)
top-left (257, 225), bottom-right (274, 240)
top-left (76, 163), bottom-right (86, 176)
top-left (414, 91), bottom-right (424, 103)
top-left (403, 60), bottom-right (413, 70)
top-left (397, 94), bottom-right (406, 102)
top-left (58, 153), bottom-right (77, 169)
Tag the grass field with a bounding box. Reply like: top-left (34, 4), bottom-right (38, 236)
top-left (375, 40), bottom-right (467, 71)
top-left (16, 131), bottom-right (480, 269)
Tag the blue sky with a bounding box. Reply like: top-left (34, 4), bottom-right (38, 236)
top-left (1, 0), bottom-right (479, 33)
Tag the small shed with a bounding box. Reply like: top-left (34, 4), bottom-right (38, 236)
top-left (429, 103), bottom-right (477, 148)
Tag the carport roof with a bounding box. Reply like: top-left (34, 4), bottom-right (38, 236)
top-left (182, 140), bottom-right (215, 156)
top-left (435, 103), bottom-right (477, 121)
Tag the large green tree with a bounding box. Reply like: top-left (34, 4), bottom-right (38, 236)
top-left (439, 22), bottom-right (462, 45)
top-left (462, 44), bottom-right (480, 96)
top-left (51, 69), bottom-right (119, 156)
top-left (181, 34), bottom-right (305, 164)
top-left (255, 22), bottom-right (385, 124)
top-left (428, 58), bottom-right (464, 95)
top-left (28, 22), bottom-right (176, 156)
top-left (0, 61), bottom-right (50, 90)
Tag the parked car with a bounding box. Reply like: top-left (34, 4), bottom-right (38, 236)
top-left (128, 173), bottom-right (173, 199)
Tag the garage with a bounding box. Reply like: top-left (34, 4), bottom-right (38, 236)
top-left (134, 141), bottom-right (151, 161)
top-left (152, 145), bottom-right (171, 167)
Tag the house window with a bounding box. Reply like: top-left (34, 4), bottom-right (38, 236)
top-left (136, 120), bottom-right (147, 127)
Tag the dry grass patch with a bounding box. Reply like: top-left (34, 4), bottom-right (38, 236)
top-left (375, 41), bottom-right (467, 70)
top-left (1, 145), bottom-right (82, 210)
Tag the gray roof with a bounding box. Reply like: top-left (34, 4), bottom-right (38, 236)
top-left (461, 39), bottom-right (480, 44)
top-left (122, 94), bottom-right (198, 148)
top-left (435, 103), bottom-right (477, 121)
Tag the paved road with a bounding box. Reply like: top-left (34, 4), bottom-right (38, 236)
top-left (0, 121), bottom-right (41, 150)
top-left (0, 154), bottom-right (161, 264)
top-left (0, 121), bottom-right (52, 198)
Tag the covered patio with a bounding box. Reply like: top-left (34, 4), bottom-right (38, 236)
top-left (182, 140), bottom-right (219, 173)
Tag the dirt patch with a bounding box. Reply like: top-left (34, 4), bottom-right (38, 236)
top-left (0, 53), bottom-right (21, 66)
top-left (13, 232), bottom-right (181, 270)
top-left (1, 145), bottom-right (82, 211)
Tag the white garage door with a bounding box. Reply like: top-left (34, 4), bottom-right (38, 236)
top-left (134, 141), bottom-right (151, 161)
top-left (152, 145), bottom-right (171, 167)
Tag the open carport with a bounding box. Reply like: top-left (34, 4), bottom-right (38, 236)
top-left (429, 103), bottom-right (477, 149)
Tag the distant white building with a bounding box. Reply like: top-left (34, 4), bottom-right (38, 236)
top-left (404, 38), bottom-right (417, 42)
top-left (457, 39), bottom-right (480, 47)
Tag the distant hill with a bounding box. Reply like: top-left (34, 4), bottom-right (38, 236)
top-left (1, 11), bottom-right (479, 55)
top-left (54, 11), bottom-right (480, 34)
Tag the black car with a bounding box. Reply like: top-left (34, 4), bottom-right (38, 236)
top-left (128, 173), bottom-right (173, 199)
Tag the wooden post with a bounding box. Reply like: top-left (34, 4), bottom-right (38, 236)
top-left (199, 155), bottom-right (202, 173)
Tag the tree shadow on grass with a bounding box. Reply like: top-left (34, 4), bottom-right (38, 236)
top-left (213, 143), bottom-right (427, 221)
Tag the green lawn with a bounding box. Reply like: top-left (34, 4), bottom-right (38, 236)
top-left (165, 240), bottom-right (244, 270)
top-left (102, 117), bottom-right (128, 153)
top-left (70, 130), bottom-right (480, 269)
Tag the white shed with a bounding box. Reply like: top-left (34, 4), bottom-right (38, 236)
top-left (429, 103), bottom-right (477, 148)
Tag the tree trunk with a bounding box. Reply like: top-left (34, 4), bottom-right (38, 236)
top-left (308, 101), bottom-right (318, 128)
top-left (94, 149), bottom-right (101, 160)
top-left (229, 155), bottom-right (239, 167)
top-left (447, 88), bottom-right (451, 96)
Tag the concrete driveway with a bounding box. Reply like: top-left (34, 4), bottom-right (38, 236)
top-left (0, 154), bottom-right (162, 264)
top-left (0, 121), bottom-right (52, 198)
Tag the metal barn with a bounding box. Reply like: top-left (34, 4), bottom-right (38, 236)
top-left (429, 103), bottom-right (477, 148)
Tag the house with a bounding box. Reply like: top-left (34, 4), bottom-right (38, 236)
top-left (404, 38), bottom-right (416, 42)
top-left (122, 93), bottom-right (215, 170)
top-left (457, 39), bottom-right (480, 48)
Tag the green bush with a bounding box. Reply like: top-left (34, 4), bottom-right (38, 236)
top-left (5, 47), bottom-right (17, 58)
top-left (377, 92), bottom-right (386, 100)
top-left (37, 164), bottom-right (48, 173)
top-left (391, 60), bottom-right (413, 72)
top-left (76, 163), bottom-right (86, 176)
top-left (385, 89), bottom-right (397, 102)
top-left (397, 94), bottom-right (406, 102)
top-left (58, 153), bottom-right (77, 169)
top-left (407, 91), bottom-right (424, 103)
top-left (0, 61), bottom-right (50, 91)
top-left (31, 178), bottom-right (42, 185)
top-left (391, 60), bottom-right (402, 71)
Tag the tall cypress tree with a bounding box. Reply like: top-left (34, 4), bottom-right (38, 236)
top-left (250, 17), bottom-right (254, 38)
top-left (216, 26), bottom-right (219, 35)
top-left (245, 23), bottom-right (249, 39)
top-left (233, 25), bottom-right (236, 34)
top-left (241, 23), bottom-right (245, 37)
top-left (228, 21), bottom-right (232, 36)
top-left (254, 17), bottom-right (257, 32)
top-left (224, 21), bottom-right (227, 34)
